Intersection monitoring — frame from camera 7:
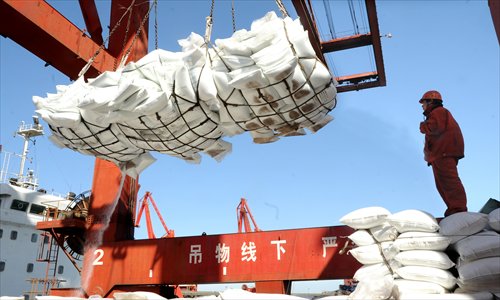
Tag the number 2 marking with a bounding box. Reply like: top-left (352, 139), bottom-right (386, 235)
top-left (93, 249), bottom-right (104, 265)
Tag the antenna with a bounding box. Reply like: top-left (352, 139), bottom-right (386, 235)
top-left (16, 117), bottom-right (44, 180)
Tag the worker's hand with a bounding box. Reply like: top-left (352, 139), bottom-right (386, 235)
top-left (419, 121), bottom-right (426, 133)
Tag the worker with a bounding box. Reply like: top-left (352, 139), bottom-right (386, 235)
top-left (419, 90), bottom-right (468, 217)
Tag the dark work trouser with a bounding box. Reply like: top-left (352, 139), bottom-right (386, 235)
top-left (431, 157), bottom-right (468, 217)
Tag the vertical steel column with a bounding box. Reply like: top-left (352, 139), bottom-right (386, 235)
top-left (85, 0), bottom-right (149, 245)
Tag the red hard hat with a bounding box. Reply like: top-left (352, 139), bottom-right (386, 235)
top-left (419, 90), bottom-right (442, 103)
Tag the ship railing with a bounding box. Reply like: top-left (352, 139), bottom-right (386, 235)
top-left (18, 122), bottom-right (43, 133)
top-left (42, 200), bottom-right (74, 220)
top-left (0, 150), bottom-right (16, 183)
top-left (0, 150), bottom-right (39, 189)
top-left (26, 277), bottom-right (67, 299)
top-left (2, 150), bottom-right (74, 199)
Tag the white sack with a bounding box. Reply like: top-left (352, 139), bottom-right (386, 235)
top-left (395, 265), bottom-right (457, 289)
top-left (394, 249), bottom-right (455, 269)
top-left (369, 222), bottom-right (399, 242)
top-left (348, 242), bottom-right (399, 264)
top-left (394, 231), bottom-right (451, 251)
top-left (392, 279), bottom-right (448, 295)
top-left (387, 209), bottom-right (439, 233)
top-left (348, 274), bottom-right (393, 300)
top-left (451, 230), bottom-right (500, 263)
top-left (353, 262), bottom-right (400, 281)
top-left (348, 229), bottom-right (376, 246)
top-left (439, 212), bottom-right (489, 244)
top-left (457, 257), bottom-right (500, 292)
top-left (339, 206), bottom-right (391, 229)
top-left (488, 208), bottom-right (500, 232)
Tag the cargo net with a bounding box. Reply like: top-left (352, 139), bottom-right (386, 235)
top-left (33, 11), bottom-right (337, 176)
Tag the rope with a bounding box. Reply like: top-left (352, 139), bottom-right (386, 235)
top-left (231, 0), bottom-right (236, 33)
top-left (119, 0), bottom-right (156, 69)
top-left (154, 0), bottom-right (158, 50)
top-left (274, 0), bottom-right (289, 18)
top-left (78, 0), bottom-right (137, 78)
top-left (115, 0), bottom-right (136, 71)
top-left (368, 230), bottom-right (395, 275)
top-left (323, 0), bottom-right (336, 39)
top-left (348, 0), bottom-right (360, 35)
top-left (205, 0), bottom-right (215, 43)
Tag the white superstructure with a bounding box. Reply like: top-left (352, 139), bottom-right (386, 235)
top-left (0, 119), bottom-right (81, 299)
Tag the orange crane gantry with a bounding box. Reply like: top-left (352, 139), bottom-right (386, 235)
top-left (135, 192), bottom-right (175, 239)
top-left (237, 198), bottom-right (261, 233)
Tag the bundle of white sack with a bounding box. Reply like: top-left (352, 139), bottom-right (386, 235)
top-left (339, 207), bottom-right (459, 299)
top-left (438, 209), bottom-right (500, 294)
top-left (33, 11), bottom-right (337, 176)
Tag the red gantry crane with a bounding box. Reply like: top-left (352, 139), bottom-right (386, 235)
top-left (135, 192), bottom-right (175, 239)
top-left (237, 198), bottom-right (261, 233)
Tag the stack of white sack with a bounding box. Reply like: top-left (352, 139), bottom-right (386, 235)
top-left (340, 207), bottom-right (459, 299)
top-left (33, 11), bottom-right (336, 176)
top-left (339, 206), bottom-right (397, 299)
top-left (439, 209), bottom-right (500, 294)
top-left (388, 209), bottom-right (457, 297)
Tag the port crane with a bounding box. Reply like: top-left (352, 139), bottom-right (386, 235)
top-left (135, 192), bottom-right (175, 239)
top-left (237, 198), bottom-right (261, 233)
top-left (3, 0), bottom-right (498, 298)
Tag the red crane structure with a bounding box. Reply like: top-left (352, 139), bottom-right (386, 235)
top-left (3, 0), bottom-right (499, 297)
top-left (0, 0), bottom-right (399, 297)
top-left (237, 198), bottom-right (261, 233)
top-left (135, 192), bottom-right (175, 239)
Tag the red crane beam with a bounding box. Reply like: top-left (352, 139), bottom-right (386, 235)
top-left (84, 0), bottom-right (149, 246)
top-left (321, 34), bottom-right (373, 52)
top-left (290, 0), bottom-right (326, 65)
top-left (364, 0), bottom-right (386, 88)
top-left (78, 0), bottom-right (104, 45)
top-left (489, 0), bottom-right (500, 44)
top-left (291, 0), bottom-right (386, 93)
top-left (81, 226), bottom-right (359, 297)
top-left (0, 0), bottom-right (115, 80)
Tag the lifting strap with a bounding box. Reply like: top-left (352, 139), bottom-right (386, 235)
top-left (118, 0), bottom-right (155, 69)
top-left (204, 0), bottom-right (215, 44)
top-left (78, 0), bottom-right (155, 78)
top-left (275, 0), bottom-right (289, 18)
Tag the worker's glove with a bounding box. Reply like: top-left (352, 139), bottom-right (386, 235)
top-left (419, 121), bottom-right (426, 133)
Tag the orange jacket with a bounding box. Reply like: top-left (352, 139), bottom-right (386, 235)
top-left (420, 105), bottom-right (464, 164)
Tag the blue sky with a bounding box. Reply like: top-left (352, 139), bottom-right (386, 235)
top-left (1, 0), bottom-right (499, 293)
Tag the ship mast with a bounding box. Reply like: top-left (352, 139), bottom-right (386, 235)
top-left (16, 116), bottom-right (44, 184)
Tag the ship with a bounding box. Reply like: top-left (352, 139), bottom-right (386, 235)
top-left (0, 117), bottom-right (83, 300)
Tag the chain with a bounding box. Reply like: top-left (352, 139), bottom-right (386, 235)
top-left (204, 0), bottom-right (215, 43)
top-left (78, 0), bottom-right (137, 78)
top-left (209, 0), bottom-right (215, 21)
top-left (275, 0), bottom-right (289, 18)
top-left (231, 0), bottom-right (236, 33)
top-left (119, 0), bottom-right (155, 68)
top-left (115, 0), bottom-right (136, 70)
top-left (154, 0), bottom-right (158, 50)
